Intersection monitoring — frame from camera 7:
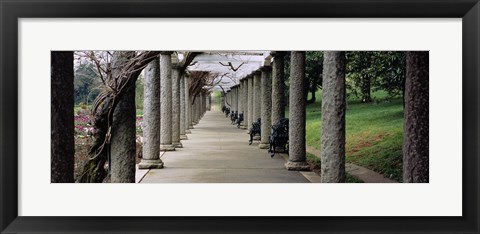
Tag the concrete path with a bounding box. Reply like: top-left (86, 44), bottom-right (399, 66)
top-left (139, 111), bottom-right (312, 183)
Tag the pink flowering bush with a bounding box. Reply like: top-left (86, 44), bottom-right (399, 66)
top-left (74, 115), bottom-right (95, 138)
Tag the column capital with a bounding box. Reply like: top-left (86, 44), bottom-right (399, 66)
top-left (160, 51), bottom-right (174, 55)
top-left (253, 70), bottom-right (262, 76)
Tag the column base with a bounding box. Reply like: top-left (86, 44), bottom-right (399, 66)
top-left (173, 142), bottom-right (183, 148)
top-left (188, 125), bottom-right (194, 129)
top-left (138, 159), bottom-right (164, 169)
top-left (285, 161), bottom-right (310, 171)
top-left (160, 144), bottom-right (175, 151)
top-left (253, 136), bottom-right (261, 141)
top-left (180, 134), bottom-right (188, 140)
top-left (258, 143), bottom-right (269, 149)
top-left (185, 130), bottom-right (191, 134)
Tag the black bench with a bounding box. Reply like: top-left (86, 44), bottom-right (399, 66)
top-left (230, 111), bottom-right (238, 125)
top-left (224, 107), bottom-right (230, 117)
top-left (236, 113), bottom-right (244, 128)
top-left (269, 118), bottom-right (289, 157)
top-left (249, 118), bottom-right (261, 145)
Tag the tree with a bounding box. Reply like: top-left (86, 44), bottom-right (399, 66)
top-left (403, 51), bottom-right (429, 183)
top-left (346, 51), bottom-right (374, 103)
top-left (346, 51), bottom-right (406, 102)
top-left (305, 51), bottom-right (323, 104)
top-left (109, 51), bottom-right (137, 183)
top-left (51, 51), bottom-right (74, 183)
top-left (372, 51), bottom-right (406, 101)
top-left (74, 62), bottom-right (101, 105)
top-left (77, 51), bottom-right (161, 183)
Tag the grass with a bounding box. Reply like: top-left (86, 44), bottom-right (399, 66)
top-left (289, 90), bottom-right (404, 182)
top-left (306, 152), bottom-right (363, 183)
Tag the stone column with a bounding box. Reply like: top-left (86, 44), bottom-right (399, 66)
top-left (206, 93), bottom-right (211, 111)
top-left (234, 86), bottom-right (239, 112)
top-left (252, 71), bottom-right (262, 140)
top-left (111, 51), bottom-right (137, 182)
top-left (285, 51), bottom-right (309, 171)
top-left (321, 51), bottom-right (347, 182)
top-left (271, 51), bottom-right (286, 125)
top-left (192, 95), bottom-right (198, 124)
top-left (238, 83), bottom-right (243, 119)
top-left (253, 71), bottom-right (262, 122)
top-left (247, 75), bottom-right (254, 132)
top-left (226, 90), bottom-right (230, 109)
top-left (197, 94), bottom-right (202, 120)
top-left (259, 66), bottom-right (272, 149)
top-left (180, 75), bottom-right (188, 140)
top-left (171, 66), bottom-right (182, 148)
top-left (139, 58), bottom-right (164, 169)
top-left (230, 86), bottom-right (237, 112)
top-left (51, 51), bottom-right (74, 183)
top-left (200, 92), bottom-right (204, 118)
top-left (186, 75), bottom-right (193, 131)
top-left (241, 79), bottom-right (247, 129)
top-left (159, 52), bottom-right (175, 151)
top-left (403, 51), bottom-right (429, 183)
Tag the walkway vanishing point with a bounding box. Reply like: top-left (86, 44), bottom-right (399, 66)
top-left (136, 109), bottom-right (396, 183)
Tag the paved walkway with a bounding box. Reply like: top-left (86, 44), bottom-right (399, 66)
top-left (136, 110), bottom-right (396, 183)
top-left (138, 110), bottom-right (312, 183)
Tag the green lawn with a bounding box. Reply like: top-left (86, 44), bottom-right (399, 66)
top-left (289, 90), bottom-right (404, 182)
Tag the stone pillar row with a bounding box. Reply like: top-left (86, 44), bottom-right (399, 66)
top-left (140, 53), bottom-right (211, 171)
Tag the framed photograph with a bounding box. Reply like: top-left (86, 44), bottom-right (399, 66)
top-left (1, 0), bottom-right (478, 233)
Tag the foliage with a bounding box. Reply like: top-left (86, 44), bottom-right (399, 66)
top-left (305, 51), bottom-right (324, 103)
top-left (372, 51), bottom-right (406, 98)
top-left (74, 62), bottom-right (102, 105)
top-left (346, 51), bottom-right (406, 102)
top-left (283, 51), bottom-right (324, 104)
top-left (346, 51), bottom-right (375, 102)
top-left (135, 74), bottom-right (144, 110)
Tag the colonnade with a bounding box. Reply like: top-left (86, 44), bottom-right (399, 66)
top-left (139, 51), bottom-right (209, 169)
top-left (221, 52), bottom-right (311, 170)
top-left (51, 50), bottom-right (429, 183)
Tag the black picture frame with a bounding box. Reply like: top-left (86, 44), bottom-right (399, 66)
top-left (1, 0), bottom-right (479, 233)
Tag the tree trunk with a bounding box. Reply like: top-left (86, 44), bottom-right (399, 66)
top-left (51, 51), bottom-right (74, 183)
top-left (361, 75), bottom-right (372, 103)
top-left (110, 51), bottom-right (136, 183)
top-left (403, 51), bottom-right (429, 183)
top-left (307, 76), bottom-right (318, 104)
top-left (321, 51), bottom-right (346, 183)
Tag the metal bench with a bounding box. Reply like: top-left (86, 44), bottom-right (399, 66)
top-left (268, 118), bottom-right (289, 157)
top-left (249, 118), bottom-right (261, 145)
top-left (236, 113), bottom-right (244, 128)
top-left (230, 111), bottom-right (238, 125)
top-left (224, 107), bottom-right (230, 117)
